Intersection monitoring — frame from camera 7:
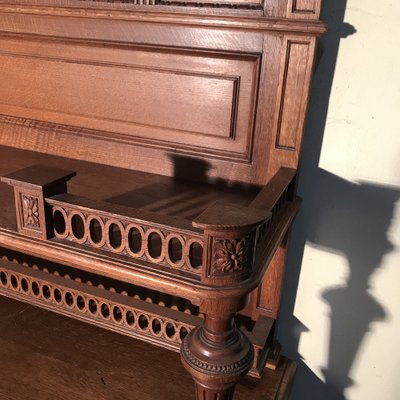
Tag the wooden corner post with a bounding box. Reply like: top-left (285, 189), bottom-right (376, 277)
top-left (181, 203), bottom-right (271, 399)
top-left (1, 165), bottom-right (76, 240)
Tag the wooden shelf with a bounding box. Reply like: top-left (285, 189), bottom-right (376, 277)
top-left (0, 296), bottom-right (296, 400)
top-left (0, 145), bottom-right (259, 233)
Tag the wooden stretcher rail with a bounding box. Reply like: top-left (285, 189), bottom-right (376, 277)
top-left (0, 257), bottom-right (273, 378)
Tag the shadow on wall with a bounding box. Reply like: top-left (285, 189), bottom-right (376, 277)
top-left (277, 1), bottom-right (400, 400)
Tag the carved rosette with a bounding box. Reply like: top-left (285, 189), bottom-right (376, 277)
top-left (208, 234), bottom-right (255, 279)
top-left (21, 195), bottom-right (40, 229)
top-left (214, 238), bottom-right (249, 274)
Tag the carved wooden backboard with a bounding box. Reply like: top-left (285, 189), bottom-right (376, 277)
top-left (0, 0), bottom-right (324, 186)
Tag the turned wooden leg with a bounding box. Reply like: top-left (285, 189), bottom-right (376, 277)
top-left (181, 312), bottom-right (253, 400)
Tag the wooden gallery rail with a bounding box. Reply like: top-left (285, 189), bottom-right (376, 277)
top-left (1, 165), bottom-right (298, 397)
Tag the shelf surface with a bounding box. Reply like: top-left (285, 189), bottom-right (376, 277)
top-left (0, 296), bottom-right (296, 400)
top-left (0, 145), bottom-right (260, 232)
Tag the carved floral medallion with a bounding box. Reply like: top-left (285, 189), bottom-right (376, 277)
top-left (214, 238), bottom-right (250, 274)
top-left (22, 195), bottom-right (40, 228)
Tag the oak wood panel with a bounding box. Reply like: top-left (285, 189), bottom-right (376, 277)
top-left (0, 37), bottom-right (260, 162)
top-left (275, 40), bottom-right (311, 151)
top-left (266, 35), bottom-right (317, 180)
top-left (0, 0), bottom-right (262, 6)
top-left (291, 0), bottom-right (316, 12)
top-left (256, 243), bottom-right (287, 319)
top-left (263, 0), bottom-right (285, 18)
top-left (265, 0), bottom-right (322, 19)
top-left (0, 0), bottom-right (323, 20)
top-left (288, 0), bottom-right (322, 19)
top-left (251, 33), bottom-right (284, 185)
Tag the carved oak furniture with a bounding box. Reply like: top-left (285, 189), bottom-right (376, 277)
top-left (0, 1), bottom-right (324, 399)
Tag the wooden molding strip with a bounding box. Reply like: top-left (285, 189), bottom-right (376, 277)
top-left (0, 5), bottom-right (326, 35)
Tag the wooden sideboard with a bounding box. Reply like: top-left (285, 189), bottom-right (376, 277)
top-left (0, 1), bottom-right (325, 399)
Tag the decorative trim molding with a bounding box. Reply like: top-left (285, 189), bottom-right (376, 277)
top-left (77, 0), bottom-right (263, 10)
top-left (0, 5), bottom-right (327, 35)
top-left (181, 330), bottom-right (254, 376)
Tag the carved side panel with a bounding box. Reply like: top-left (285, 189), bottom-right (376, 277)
top-left (21, 195), bottom-right (40, 229)
top-left (264, 35), bottom-right (316, 180)
top-left (255, 243), bottom-right (287, 319)
top-left (275, 40), bottom-right (311, 151)
top-left (13, 188), bottom-right (47, 239)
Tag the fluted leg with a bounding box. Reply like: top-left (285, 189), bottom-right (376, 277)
top-left (181, 313), bottom-right (253, 400)
top-left (194, 383), bottom-right (235, 400)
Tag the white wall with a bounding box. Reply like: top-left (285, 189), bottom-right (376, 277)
top-left (278, 1), bottom-right (400, 399)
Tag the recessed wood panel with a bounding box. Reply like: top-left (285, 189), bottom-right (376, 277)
top-left (1, 56), bottom-right (235, 139)
top-left (275, 40), bottom-right (310, 151)
top-left (0, 37), bottom-right (260, 162)
top-left (292, 0), bottom-right (315, 12)
top-left (288, 0), bottom-right (321, 19)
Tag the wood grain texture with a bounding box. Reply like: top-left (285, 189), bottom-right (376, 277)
top-left (0, 3), bottom-right (325, 33)
top-left (0, 36), bottom-right (259, 163)
top-left (0, 296), bottom-right (297, 400)
top-left (288, 0), bottom-right (322, 19)
top-left (0, 145), bottom-right (258, 232)
top-left (0, 0), bottom-right (323, 397)
top-left (265, 0), bottom-right (322, 19)
top-left (0, 146), bottom-right (299, 304)
top-left (0, 0), bottom-right (265, 13)
top-left (0, 30), bottom-right (316, 185)
top-left (266, 35), bottom-right (317, 180)
top-left (275, 41), bottom-right (311, 150)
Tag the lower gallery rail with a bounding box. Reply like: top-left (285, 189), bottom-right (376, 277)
top-left (0, 258), bottom-right (271, 377)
